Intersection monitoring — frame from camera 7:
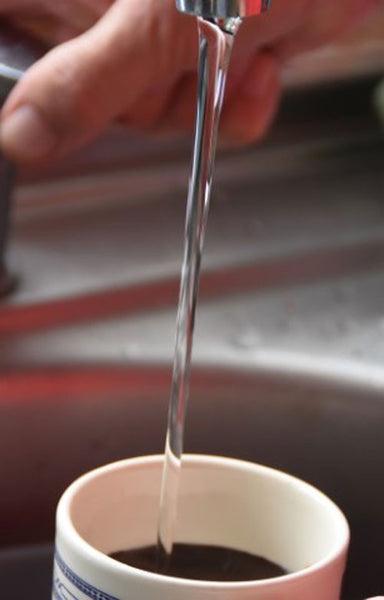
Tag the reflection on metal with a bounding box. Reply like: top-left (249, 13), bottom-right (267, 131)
top-left (176, 0), bottom-right (271, 18)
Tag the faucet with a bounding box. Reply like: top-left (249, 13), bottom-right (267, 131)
top-left (176, 0), bottom-right (272, 18)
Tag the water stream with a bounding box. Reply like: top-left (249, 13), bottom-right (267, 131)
top-left (157, 16), bottom-right (241, 571)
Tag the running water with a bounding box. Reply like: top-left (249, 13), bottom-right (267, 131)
top-left (157, 16), bottom-right (241, 571)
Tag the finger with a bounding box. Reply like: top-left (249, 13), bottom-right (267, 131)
top-left (0, 0), bottom-right (42, 12)
top-left (0, 0), bottom-right (197, 165)
top-left (220, 52), bottom-right (280, 146)
top-left (6, 0), bottom-right (106, 46)
top-left (274, 0), bottom-right (380, 58)
top-left (230, 0), bottom-right (379, 67)
top-left (142, 51), bottom-right (280, 148)
top-left (79, 0), bottom-right (113, 14)
top-left (148, 72), bottom-right (198, 133)
top-left (0, 0), bottom-right (100, 27)
top-left (120, 80), bottom-right (184, 131)
top-left (11, 16), bottom-right (76, 45)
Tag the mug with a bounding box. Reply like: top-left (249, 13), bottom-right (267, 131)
top-left (53, 454), bottom-right (349, 600)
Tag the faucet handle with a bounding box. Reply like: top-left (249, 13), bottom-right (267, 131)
top-left (176, 0), bottom-right (271, 19)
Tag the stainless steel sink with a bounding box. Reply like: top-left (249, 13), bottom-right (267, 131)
top-left (0, 365), bottom-right (383, 599)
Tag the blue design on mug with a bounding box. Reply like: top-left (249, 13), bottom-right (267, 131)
top-left (54, 550), bottom-right (119, 600)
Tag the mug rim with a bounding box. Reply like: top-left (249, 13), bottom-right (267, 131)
top-left (56, 454), bottom-right (350, 590)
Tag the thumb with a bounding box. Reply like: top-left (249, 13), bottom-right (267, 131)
top-left (0, 0), bottom-right (195, 165)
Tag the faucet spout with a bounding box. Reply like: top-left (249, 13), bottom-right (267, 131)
top-left (176, 0), bottom-right (271, 19)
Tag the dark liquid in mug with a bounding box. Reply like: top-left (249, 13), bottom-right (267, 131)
top-left (110, 543), bottom-right (287, 582)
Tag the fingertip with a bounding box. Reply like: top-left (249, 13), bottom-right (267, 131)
top-left (0, 33), bottom-right (111, 165)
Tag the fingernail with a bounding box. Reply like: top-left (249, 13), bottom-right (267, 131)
top-left (1, 105), bottom-right (57, 163)
top-left (243, 59), bottom-right (275, 98)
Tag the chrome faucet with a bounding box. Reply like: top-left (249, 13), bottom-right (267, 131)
top-left (176, 0), bottom-right (271, 18)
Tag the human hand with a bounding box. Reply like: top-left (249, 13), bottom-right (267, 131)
top-left (0, 0), bottom-right (379, 165)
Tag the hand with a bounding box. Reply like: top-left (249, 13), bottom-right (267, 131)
top-left (0, 0), bottom-right (379, 165)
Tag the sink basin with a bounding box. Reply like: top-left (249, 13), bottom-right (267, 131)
top-left (0, 76), bottom-right (383, 599)
top-left (0, 364), bottom-right (383, 599)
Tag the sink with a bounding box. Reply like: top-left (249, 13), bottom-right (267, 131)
top-left (0, 76), bottom-right (383, 599)
top-left (0, 364), bottom-right (383, 599)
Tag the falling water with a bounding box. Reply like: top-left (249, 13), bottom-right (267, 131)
top-left (157, 16), bottom-right (241, 571)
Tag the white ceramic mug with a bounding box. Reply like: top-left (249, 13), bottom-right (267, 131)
top-left (53, 454), bottom-right (349, 600)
